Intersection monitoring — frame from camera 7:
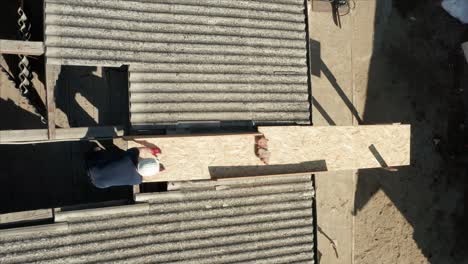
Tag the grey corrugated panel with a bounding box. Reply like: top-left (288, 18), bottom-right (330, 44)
top-left (46, 8), bottom-right (304, 31)
top-left (47, 0), bottom-right (304, 14)
top-left (47, 48), bottom-right (305, 66)
top-left (130, 102), bottom-right (309, 113)
top-left (2, 224), bottom-right (313, 264)
top-left (150, 191), bottom-right (313, 213)
top-left (0, 177), bottom-right (314, 263)
top-left (45, 27), bottom-right (306, 48)
top-left (46, 57), bottom-right (308, 68)
top-left (126, 237), bottom-right (313, 263)
top-left (138, 179), bottom-right (313, 203)
top-left (129, 83), bottom-right (308, 93)
top-left (72, 201), bottom-right (312, 232)
top-left (0, 223), bottom-right (69, 239)
top-left (129, 73), bottom-right (307, 83)
top-left (47, 37), bottom-right (306, 57)
top-left (1, 212), bottom-right (313, 263)
top-left (0, 216), bottom-right (312, 257)
top-left (111, 244), bottom-right (314, 264)
top-left (130, 112), bottom-right (310, 123)
top-left (32, 231), bottom-right (311, 263)
top-left (129, 64), bottom-right (307, 74)
top-left (45, 2), bottom-right (304, 22)
top-left (45, 15), bottom-right (305, 40)
top-left (239, 252), bottom-right (314, 264)
top-left (45, 0), bottom-right (311, 127)
top-left (0, 215), bottom-right (312, 257)
top-left (168, 174), bottom-right (312, 190)
top-left (129, 92), bottom-right (308, 103)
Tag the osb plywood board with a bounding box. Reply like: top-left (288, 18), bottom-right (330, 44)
top-left (128, 125), bottom-right (410, 182)
top-left (258, 125), bottom-right (410, 171)
top-left (128, 133), bottom-right (263, 182)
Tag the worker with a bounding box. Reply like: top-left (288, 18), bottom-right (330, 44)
top-left (86, 145), bottom-right (162, 188)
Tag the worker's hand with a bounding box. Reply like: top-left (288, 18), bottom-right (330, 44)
top-left (138, 147), bottom-right (162, 158)
top-left (149, 147), bottom-right (161, 156)
top-left (255, 135), bottom-right (270, 165)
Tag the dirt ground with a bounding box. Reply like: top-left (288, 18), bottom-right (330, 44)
top-left (353, 0), bottom-right (468, 263)
top-left (311, 0), bottom-right (468, 263)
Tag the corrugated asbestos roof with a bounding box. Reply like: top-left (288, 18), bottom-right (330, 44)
top-left (0, 175), bottom-right (315, 263)
top-left (44, 0), bottom-right (311, 127)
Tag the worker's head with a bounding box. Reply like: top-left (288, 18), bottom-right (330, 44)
top-left (137, 157), bottom-right (160, 177)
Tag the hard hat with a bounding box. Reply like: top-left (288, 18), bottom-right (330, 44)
top-left (137, 157), bottom-right (160, 177)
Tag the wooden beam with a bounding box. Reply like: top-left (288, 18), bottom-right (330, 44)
top-left (0, 39), bottom-right (44, 56)
top-left (0, 129), bottom-right (48, 143)
top-left (55, 126), bottom-right (124, 140)
top-left (462, 42), bottom-right (468, 63)
top-left (0, 126), bottom-right (124, 143)
top-left (56, 199), bottom-right (130, 213)
top-left (128, 125), bottom-right (411, 182)
top-left (168, 175), bottom-right (313, 191)
top-left (55, 203), bottom-right (149, 222)
top-left (45, 64), bottom-right (61, 139)
top-left (0, 209), bottom-right (52, 225)
top-left (135, 192), bottom-right (185, 202)
top-left (214, 172), bottom-right (317, 181)
top-left (124, 132), bottom-right (261, 141)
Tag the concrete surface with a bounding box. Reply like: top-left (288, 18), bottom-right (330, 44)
top-left (309, 2), bottom-right (355, 263)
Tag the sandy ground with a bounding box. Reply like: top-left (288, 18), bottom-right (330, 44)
top-left (312, 0), bottom-right (468, 263)
top-left (355, 1), bottom-right (468, 263)
top-left (356, 7), bottom-right (467, 264)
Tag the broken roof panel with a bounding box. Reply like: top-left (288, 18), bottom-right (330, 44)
top-left (44, 0), bottom-right (311, 127)
top-left (0, 175), bottom-right (315, 263)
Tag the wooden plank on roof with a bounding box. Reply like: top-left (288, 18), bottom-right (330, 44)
top-left (45, 64), bottom-right (60, 139)
top-left (0, 209), bottom-right (52, 225)
top-left (0, 129), bottom-right (49, 142)
top-left (55, 203), bottom-right (149, 222)
top-left (0, 40), bottom-right (44, 56)
top-left (55, 126), bottom-right (124, 140)
top-left (128, 125), bottom-right (411, 182)
top-left (0, 126), bottom-right (124, 143)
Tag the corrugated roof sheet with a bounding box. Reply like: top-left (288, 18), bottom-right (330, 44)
top-left (0, 175), bottom-right (315, 263)
top-left (44, 0), bottom-right (311, 127)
